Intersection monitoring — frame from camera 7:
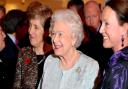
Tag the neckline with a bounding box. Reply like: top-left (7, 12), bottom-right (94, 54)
top-left (37, 55), bottom-right (45, 65)
top-left (61, 51), bottom-right (82, 72)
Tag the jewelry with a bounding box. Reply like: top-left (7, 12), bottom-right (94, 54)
top-left (121, 35), bottom-right (124, 47)
top-left (76, 67), bottom-right (81, 74)
top-left (75, 67), bottom-right (81, 81)
top-left (37, 56), bottom-right (45, 65)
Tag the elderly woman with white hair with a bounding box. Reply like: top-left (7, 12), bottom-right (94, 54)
top-left (38, 9), bottom-right (99, 89)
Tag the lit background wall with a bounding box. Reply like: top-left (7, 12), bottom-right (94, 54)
top-left (0, 0), bottom-right (105, 13)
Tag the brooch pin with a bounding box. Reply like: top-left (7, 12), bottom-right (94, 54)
top-left (76, 67), bottom-right (81, 74)
top-left (75, 67), bottom-right (82, 81)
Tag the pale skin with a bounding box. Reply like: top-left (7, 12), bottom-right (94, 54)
top-left (84, 1), bottom-right (101, 30)
top-left (100, 6), bottom-right (128, 52)
top-left (50, 21), bottom-right (80, 70)
top-left (28, 18), bottom-right (44, 55)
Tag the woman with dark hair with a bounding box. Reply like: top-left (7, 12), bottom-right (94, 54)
top-left (67, 0), bottom-right (85, 23)
top-left (100, 0), bottom-right (128, 88)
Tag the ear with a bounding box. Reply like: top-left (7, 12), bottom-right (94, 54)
top-left (71, 34), bottom-right (77, 47)
top-left (2, 31), bottom-right (6, 38)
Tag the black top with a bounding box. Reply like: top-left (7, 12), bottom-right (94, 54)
top-left (36, 55), bottom-right (45, 88)
top-left (0, 35), bottom-right (18, 89)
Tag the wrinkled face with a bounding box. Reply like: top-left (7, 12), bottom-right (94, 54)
top-left (0, 26), bottom-right (6, 51)
top-left (84, 5), bottom-right (101, 29)
top-left (50, 21), bottom-right (76, 57)
top-left (100, 6), bottom-right (124, 52)
top-left (28, 19), bottom-right (44, 48)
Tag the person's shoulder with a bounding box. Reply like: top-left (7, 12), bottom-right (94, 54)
top-left (45, 54), bottom-right (59, 63)
top-left (109, 59), bottom-right (128, 80)
top-left (111, 59), bottom-right (128, 75)
top-left (118, 59), bottom-right (128, 69)
top-left (18, 46), bottom-right (33, 57)
top-left (20, 46), bottom-right (32, 52)
top-left (79, 51), bottom-right (99, 69)
top-left (80, 51), bottom-right (98, 64)
top-left (44, 54), bottom-right (59, 71)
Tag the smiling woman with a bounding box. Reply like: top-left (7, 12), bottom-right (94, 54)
top-left (99, 0), bottom-right (128, 89)
top-left (38, 9), bottom-right (99, 89)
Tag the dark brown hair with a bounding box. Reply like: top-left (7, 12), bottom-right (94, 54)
top-left (106, 0), bottom-right (128, 25)
top-left (0, 5), bottom-right (6, 14)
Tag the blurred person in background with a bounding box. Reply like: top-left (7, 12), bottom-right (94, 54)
top-left (84, 1), bottom-right (101, 32)
top-left (26, 1), bottom-right (42, 12)
top-left (0, 19), bottom-right (16, 89)
top-left (3, 9), bottom-right (26, 49)
top-left (67, 0), bottom-right (90, 49)
top-left (0, 9), bottom-right (26, 89)
top-left (0, 5), bottom-right (6, 21)
top-left (16, 12), bottom-right (30, 48)
top-left (0, 20), bottom-right (7, 89)
top-left (67, 0), bottom-right (85, 23)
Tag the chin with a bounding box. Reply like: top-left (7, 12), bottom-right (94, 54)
top-left (54, 51), bottom-right (60, 56)
top-left (103, 39), bottom-right (111, 48)
top-left (30, 42), bottom-right (37, 47)
top-left (103, 42), bottom-right (112, 49)
top-left (54, 51), bottom-right (64, 57)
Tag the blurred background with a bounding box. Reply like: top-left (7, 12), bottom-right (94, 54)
top-left (0, 0), bottom-right (105, 12)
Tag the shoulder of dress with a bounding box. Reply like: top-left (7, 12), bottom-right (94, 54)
top-left (45, 54), bottom-right (58, 61)
top-left (116, 59), bottom-right (128, 69)
top-left (80, 53), bottom-right (98, 64)
top-left (18, 47), bottom-right (35, 61)
top-left (44, 55), bottom-right (60, 67)
top-left (21, 46), bottom-right (32, 51)
top-left (19, 47), bottom-right (33, 54)
top-left (78, 53), bottom-right (99, 72)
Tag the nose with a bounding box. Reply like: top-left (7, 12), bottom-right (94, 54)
top-left (52, 34), bottom-right (59, 43)
top-left (99, 23), bottom-right (104, 34)
top-left (90, 17), bottom-right (94, 26)
top-left (28, 26), bottom-right (33, 35)
top-left (86, 17), bottom-right (92, 26)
